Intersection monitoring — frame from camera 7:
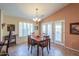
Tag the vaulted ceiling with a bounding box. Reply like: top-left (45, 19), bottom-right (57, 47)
top-left (0, 3), bottom-right (69, 20)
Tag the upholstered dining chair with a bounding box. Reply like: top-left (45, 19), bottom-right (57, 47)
top-left (39, 39), bottom-right (49, 56)
top-left (28, 35), bottom-right (31, 50)
top-left (43, 36), bottom-right (51, 50)
top-left (28, 35), bottom-right (36, 54)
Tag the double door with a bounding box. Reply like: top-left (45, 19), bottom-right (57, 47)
top-left (41, 20), bottom-right (65, 45)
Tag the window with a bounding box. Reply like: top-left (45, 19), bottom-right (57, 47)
top-left (19, 22), bottom-right (34, 37)
top-left (55, 22), bottom-right (62, 42)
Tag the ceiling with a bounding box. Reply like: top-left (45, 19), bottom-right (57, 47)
top-left (0, 3), bottom-right (69, 20)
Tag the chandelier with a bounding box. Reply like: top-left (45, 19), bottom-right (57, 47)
top-left (33, 8), bottom-right (41, 22)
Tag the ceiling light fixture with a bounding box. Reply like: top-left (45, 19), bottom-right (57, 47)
top-left (33, 8), bottom-right (41, 22)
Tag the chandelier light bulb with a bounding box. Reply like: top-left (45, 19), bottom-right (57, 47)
top-left (38, 19), bottom-right (41, 22)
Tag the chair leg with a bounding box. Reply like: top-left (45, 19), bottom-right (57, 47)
top-left (28, 45), bottom-right (30, 50)
top-left (31, 46), bottom-right (32, 54)
top-left (49, 45), bottom-right (50, 50)
top-left (42, 48), bottom-right (44, 56)
top-left (47, 47), bottom-right (49, 54)
top-left (49, 40), bottom-right (50, 50)
top-left (7, 53), bottom-right (9, 56)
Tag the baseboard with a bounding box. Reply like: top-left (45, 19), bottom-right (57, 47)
top-left (65, 46), bottom-right (79, 53)
top-left (51, 42), bottom-right (79, 53)
top-left (53, 42), bottom-right (65, 47)
top-left (16, 41), bottom-right (27, 45)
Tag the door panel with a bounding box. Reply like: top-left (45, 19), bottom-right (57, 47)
top-left (47, 23), bottom-right (53, 42)
top-left (41, 23), bottom-right (53, 42)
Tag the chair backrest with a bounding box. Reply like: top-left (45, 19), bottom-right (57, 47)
top-left (43, 35), bottom-right (49, 40)
top-left (28, 35), bottom-right (36, 45)
top-left (40, 39), bottom-right (49, 47)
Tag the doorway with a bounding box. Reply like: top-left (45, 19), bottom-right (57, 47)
top-left (41, 20), bottom-right (65, 45)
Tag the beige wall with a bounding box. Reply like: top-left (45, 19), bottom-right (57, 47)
top-left (41, 4), bottom-right (79, 51)
top-left (0, 9), bottom-right (1, 42)
top-left (0, 10), bottom-right (3, 42)
top-left (3, 15), bottom-right (34, 44)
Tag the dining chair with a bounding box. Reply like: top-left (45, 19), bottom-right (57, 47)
top-left (39, 39), bottom-right (49, 56)
top-left (28, 35), bottom-right (31, 50)
top-left (28, 35), bottom-right (36, 54)
top-left (43, 36), bottom-right (51, 50)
